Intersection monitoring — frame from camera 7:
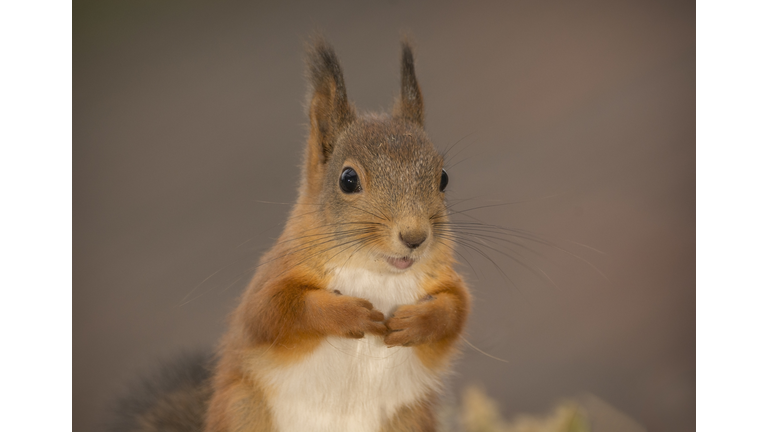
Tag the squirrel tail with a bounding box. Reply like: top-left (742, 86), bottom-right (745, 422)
top-left (105, 351), bottom-right (214, 432)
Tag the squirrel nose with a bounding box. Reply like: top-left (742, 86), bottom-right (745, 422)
top-left (399, 231), bottom-right (427, 250)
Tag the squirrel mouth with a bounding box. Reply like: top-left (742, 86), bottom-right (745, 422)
top-left (386, 256), bottom-right (414, 270)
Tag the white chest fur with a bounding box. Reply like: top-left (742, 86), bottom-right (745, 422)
top-left (261, 267), bottom-right (441, 432)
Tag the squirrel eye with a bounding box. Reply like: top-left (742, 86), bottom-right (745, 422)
top-left (439, 169), bottom-right (449, 192)
top-left (339, 168), bottom-right (362, 194)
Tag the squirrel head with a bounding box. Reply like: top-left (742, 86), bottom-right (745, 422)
top-left (294, 39), bottom-right (452, 274)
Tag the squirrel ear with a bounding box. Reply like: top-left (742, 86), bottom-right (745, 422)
top-left (306, 39), bottom-right (355, 165)
top-left (393, 41), bottom-right (424, 127)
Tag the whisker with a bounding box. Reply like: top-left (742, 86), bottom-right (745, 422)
top-left (435, 229), bottom-right (556, 289)
top-left (249, 229), bottom-right (379, 274)
top-left (176, 260), bottom-right (241, 306)
top-left (436, 214), bottom-right (608, 282)
top-left (434, 237), bottom-right (479, 280)
top-left (445, 195), bottom-right (560, 216)
top-left (442, 221), bottom-right (608, 281)
top-left (460, 335), bottom-right (509, 363)
top-left (443, 137), bottom-right (478, 167)
top-left (437, 234), bottom-right (518, 290)
top-left (348, 204), bottom-right (390, 222)
top-left (566, 240), bottom-right (606, 254)
top-left (254, 200), bottom-right (323, 206)
top-left (276, 233), bottom-right (381, 278)
top-left (440, 131), bottom-right (476, 164)
top-left (278, 225), bottom-right (381, 246)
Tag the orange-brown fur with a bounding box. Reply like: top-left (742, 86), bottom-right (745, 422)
top-left (380, 393), bottom-right (439, 432)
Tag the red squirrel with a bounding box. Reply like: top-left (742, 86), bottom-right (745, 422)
top-left (111, 39), bottom-right (470, 432)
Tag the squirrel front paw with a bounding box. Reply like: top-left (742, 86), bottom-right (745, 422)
top-left (325, 293), bottom-right (387, 338)
top-left (384, 296), bottom-right (442, 347)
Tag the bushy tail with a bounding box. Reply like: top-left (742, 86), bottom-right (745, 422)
top-left (106, 351), bottom-right (214, 432)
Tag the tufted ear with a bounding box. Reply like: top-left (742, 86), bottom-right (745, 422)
top-left (306, 39), bottom-right (355, 166)
top-left (393, 41), bottom-right (424, 127)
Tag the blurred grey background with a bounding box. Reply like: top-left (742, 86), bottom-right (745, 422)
top-left (73, 1), bottom-right (694, 431)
